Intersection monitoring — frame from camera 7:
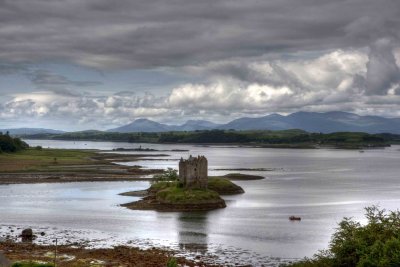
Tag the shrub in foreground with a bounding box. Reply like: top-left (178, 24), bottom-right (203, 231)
top-left (0, 132), bottom-right (29, 153)
top-left (12, 262), bottom-right (54, 267)
top-left (288, 206), bottom-right (400, 267)
top-left (167, 257), bottom-right (178, 267)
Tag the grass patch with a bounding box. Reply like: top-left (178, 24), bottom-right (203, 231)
top-left (12, 262), bottom-right (54, 267)
top-left (156, 186), bottom-right (221, 204)
top-left (218, 173), bottom-right (264, 180)
top-left (208, 177), bottom-right (244, 194)
top-left (150, 178), bottom-right (244, 196)
top-left (0, 148), bottom-right (97, 172)
top-left (149, 181), bottom-right (176, 191)
top-left (167, 257), bottom-right (178, 267)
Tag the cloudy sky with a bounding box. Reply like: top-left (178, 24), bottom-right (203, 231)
top-left (1, 0), bottom-right (400, 131)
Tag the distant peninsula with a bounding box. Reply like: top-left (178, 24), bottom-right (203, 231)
top-left (21, 129), bottom-right (399, 149)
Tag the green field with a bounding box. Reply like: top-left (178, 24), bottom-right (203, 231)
top-left (149, 177), bottom-right (243, 204)
top-left (156, 186), bottom-right (221, 204)
top-left (208, 177), bottom-right (244, 194)
top-left (0, 148), bottom-right (97, 172)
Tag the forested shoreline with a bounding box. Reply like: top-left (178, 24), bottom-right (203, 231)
top-left (0, 132), bottom-right (28, 153)
top-left (20, 129), bottom-right (400, 149)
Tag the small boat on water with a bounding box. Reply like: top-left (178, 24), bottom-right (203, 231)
top-left (289, 216), bottom-right (301, 221)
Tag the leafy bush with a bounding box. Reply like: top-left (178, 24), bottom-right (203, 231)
top-left (166, 257), bottom-right (178, 267)
top-left (288, 206), bottom-right (400, 267)
top-left (152, 168), bottom-right (178, 183)
top-left (0, 132), bottom-right (29, 153)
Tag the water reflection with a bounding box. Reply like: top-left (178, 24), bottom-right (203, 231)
top-left (177, 212), bottom-right (208, 254)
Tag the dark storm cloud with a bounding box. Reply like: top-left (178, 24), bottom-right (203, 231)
top-left (0, 63), bottom-right (27, 75)
top-left (0, 0), bottom-right (399, 69)
top-left (186, 61), bottom-right (285, 86)
top-left (28, 70), bottom-right (102, 87)
top-left (365, 39), bottom-right (400, 95)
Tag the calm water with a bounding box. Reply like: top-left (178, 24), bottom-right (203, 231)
top-left (2, 140), bottom-right (400, 265)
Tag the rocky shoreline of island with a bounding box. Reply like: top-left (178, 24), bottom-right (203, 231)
top-left (121, 194), bottom-right (227, 212)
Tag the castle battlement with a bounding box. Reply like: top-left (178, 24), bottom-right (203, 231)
top-left (179, 155), bottom-right (208, 189)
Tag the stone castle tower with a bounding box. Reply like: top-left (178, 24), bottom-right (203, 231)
top-left (179, 155), bottom-right (208, 189)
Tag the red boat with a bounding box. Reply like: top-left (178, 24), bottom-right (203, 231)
top-left (289, 216), bottom-right (301, 221)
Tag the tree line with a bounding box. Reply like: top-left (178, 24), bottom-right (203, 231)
top-left (21, 129), bottom-right (400, 148)
top-left (0, 132), bottom-right (29, 153)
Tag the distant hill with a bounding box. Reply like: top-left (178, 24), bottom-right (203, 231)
top-left (0, 128), bottom-right (65, 136)
top-left (219, 111), bottom-right (400, 133)
top-left (108, 119), bottom-right (219, 133)
top-left (178, 120), bottom-right (220, 131)
top-left (220, 113), bottom-right (291, 131)
top-left (108, 112), bottom-right (400, 134)
top-left (108, 119), bottom-right (174, 133)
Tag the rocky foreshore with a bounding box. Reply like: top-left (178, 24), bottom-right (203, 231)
top-left (0, 240), bottom-right (220, 267)
top-left (0, 225), bottom-right (296, 266)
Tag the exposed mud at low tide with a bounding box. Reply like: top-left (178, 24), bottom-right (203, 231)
top-left (0, 225), bottom-right (297, 266)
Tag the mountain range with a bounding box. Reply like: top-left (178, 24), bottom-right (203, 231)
top-left (0, 128), bottom-right (65, 136)
top-left (4, 112), bottom-right (399, 135)
top-left (108, 111), bottom-right (400, 134)
top-left (108, 119), bottom-right (220, 133)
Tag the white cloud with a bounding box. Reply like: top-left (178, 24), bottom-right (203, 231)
top-left (0, 91), bottom-right (169, 130)
top-left (283, 49), bottom-right (368, 92)
top-left (1, 47), bottom-right (400, 130)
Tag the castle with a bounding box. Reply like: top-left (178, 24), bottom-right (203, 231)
top-left (179, 155), bottom-right (208, 189)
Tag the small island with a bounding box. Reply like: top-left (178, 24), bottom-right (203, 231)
top-left (121, 155), bottom-right (245, 212)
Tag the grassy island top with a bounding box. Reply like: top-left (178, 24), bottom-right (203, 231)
top-left (121, 176), bottom-right (244, 212)
top-left (121, 179), bottom-right (228, 211)
top-left (207, 177), bottom-right (245, 194)
top-left (149, 179), bottom-right (235, 204)
top-left (150, 176), bottom-right (244, 197)
top-left (156, 185), bottom-right (221, 204)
